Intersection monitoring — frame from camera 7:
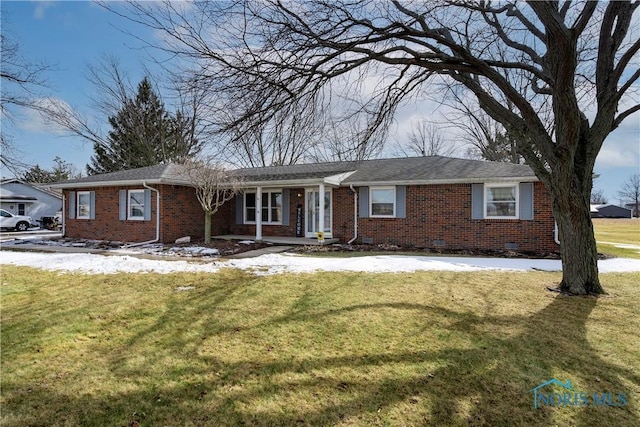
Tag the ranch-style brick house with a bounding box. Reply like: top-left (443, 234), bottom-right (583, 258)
top-left (50, 156), bottom-right (559, 253)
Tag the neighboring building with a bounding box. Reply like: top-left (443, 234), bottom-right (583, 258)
top-left (0, 179), bottom-right (63, 221)
top-left (50, 156), bottom-right (559, 254)
top-left (590, 204), bottom-right (633, 219)
top-left (623, 203), bottom-right (639, 218)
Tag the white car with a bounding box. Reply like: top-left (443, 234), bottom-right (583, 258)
top-left (0, 209), bottom-right (34, 232)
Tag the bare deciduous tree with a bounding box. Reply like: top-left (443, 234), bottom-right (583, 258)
top-left (183, 158), bottom-right (244, 243)
top-left (618, 174), bottom-right (640, 217)
top-left (453, 106), bottom-right (524, 164)
top-left (43, 57), bottom-right (205, 173)
top-left (310, 114), bottom-right (387, 162)
top-left (590, 188), bottom-right (608, 205)
top-left (394, 118), bottom-right (455, 158)
top-left (216, 102), bottom-right (319, 167)
top-left (1, 21), bottom-right (51, 174)
top-left (117, 1), bottom-right (639, 295)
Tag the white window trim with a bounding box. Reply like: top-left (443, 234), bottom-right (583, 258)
top-left (484, 183), bottom-right (519, 219)
top-left (370, 186), bottom-right (396, 218)
top-left (77, 191), bottom-right (92, 219)
top-left (128, 189), bottom-right (145, 220)
top-left (244, 189), bottom-right (283, 225)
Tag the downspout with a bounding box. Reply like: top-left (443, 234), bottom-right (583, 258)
top-left (61, 191), bottom-right (66, 236)
top-left (348, 185), bottom-right (358, 244)
top-left (122, 182), bottom-right (160, 248)
top-left (554, 222), bottom-right (560, 245)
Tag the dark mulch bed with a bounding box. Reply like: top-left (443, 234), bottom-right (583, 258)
top-left (22, 237), bottom-right (596, 260)
top-left (293, 242), bottom-right (563, 259)
top-left (22, 237), bottom-right (271, 257)
top-left (170, 239), bottom-right (271, 256)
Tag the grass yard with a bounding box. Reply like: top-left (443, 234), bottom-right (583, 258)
top-left (1, 266), bottom-right (639, 426)
top-left (593, 218), bottom-right (640, 259)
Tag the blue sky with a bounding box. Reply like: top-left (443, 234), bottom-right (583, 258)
top-left (2, 1), bottom-right (639, 203)
top-left (2, 1), bottom-right (156, 175)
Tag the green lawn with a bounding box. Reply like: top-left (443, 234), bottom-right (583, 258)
top-left (1, 266), bottom-right (638, 426)
top-left (593, 218), bottom-right (640, 259)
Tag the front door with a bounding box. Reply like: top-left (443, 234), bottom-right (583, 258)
top-left (305, 188), bottom-right (332, 238)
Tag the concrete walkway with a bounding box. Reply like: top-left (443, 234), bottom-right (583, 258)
top-left (214, 235), bottom-right (339, 246)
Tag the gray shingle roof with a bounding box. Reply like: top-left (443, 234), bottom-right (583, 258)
top-left (342, 156), bottom-right (536, 184)
top-left (50, 163), bottom-right (191, 188)
top-left (51, 156), bottom-right (537, 188)
top-left (236, 156), bottom-right (536, 184)
top-left (236, 161), bottom-right (359, 182)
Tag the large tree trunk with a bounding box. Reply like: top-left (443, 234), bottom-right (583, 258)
top-left (550, 180), bottom-right (605, 295)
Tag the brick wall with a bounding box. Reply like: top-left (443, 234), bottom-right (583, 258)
top-left (63, 185), bottom-right (234, 244)
top-left (229, 182), bottom-right (557, 254)
top-left (336, 182), bottom-right (557, 253)
top-left (157, 184), bottom-right (233, 243)
top-left (64, 186), bottom-right (154, 243)
top-left (64, 181), bottom-right (557, 253)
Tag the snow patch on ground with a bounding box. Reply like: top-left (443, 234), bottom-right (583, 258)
top-left (1, 250), bottom-right (639, 276)
top-left (600, 241), bottom-right (640, 253)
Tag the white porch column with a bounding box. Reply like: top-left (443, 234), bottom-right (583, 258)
top-left (255, 186), bottom-right (263, 241)
top-left (318, 182), bottom-right (325, 237)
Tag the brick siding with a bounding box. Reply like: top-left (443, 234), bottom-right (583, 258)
top-left (230, 182), bottom-right (557, 254)
top-left (63, 185), bottom-right (233, 244)
top-left (64, 181), bottom-right (557, 254)
top-left (341, 182), bottom-right (557, 253)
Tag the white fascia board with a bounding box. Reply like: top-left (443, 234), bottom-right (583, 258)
top-left (344, 176), bottom-right (539, 187)
top-left (324, 171), bottom-right (357, 186)
top-left (49, 178), bottom-right (192, 189)
top-left (242, 178), bottom-right (331, 188)
top-left (0, 198), bottom-right (38, 202)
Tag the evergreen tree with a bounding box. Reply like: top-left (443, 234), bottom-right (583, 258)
top-left (20, 156), bottom-right (81, 183)
top-left (86, 77), bottom-right (201, 174)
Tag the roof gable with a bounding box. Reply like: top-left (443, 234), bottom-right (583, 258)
top-left (0, 180), bottom-right (62, 199)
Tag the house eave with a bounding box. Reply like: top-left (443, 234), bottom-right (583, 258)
top-left (49, 171), bottom-right (537, 190)
top-left (241, 177), bottom-right (346, 188)
top-left (0, 197), bottom-right (38, 202)
top-left (344, 176), bottom-right (539, 187)
top-left (49, 178), bottom-right (192, 189)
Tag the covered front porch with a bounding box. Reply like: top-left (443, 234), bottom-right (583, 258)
top-left (235, 171), bottom-right (353, 243)
top-left (213, 234), bottom-right (339, 246)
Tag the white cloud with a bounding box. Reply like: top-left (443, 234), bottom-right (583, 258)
top-left (18, 97), bottom-right (77, 135)
top-left (596, 116), bottom-right (640, 169)
top-left (33, 1), bottom-right (55, 20)
top-left (596, 147), bottom-right (638, 169)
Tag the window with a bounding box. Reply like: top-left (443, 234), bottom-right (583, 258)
top-left (77, 191), bottom-right (92, 219)
top-left (18, 204), bottom-right (26, 215)
top-left (268, 192), bottom-right (282, 223)
top-left (370, 187), bottom-right (395, 217)
top-left (245, 193), bottom-right (256, 222)
top-left (128, 190), bottom-right (145, 220)
top-left (485, 184), bottom-right (518, 218)
top-left (245, 190), bottom-right (282, 224)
